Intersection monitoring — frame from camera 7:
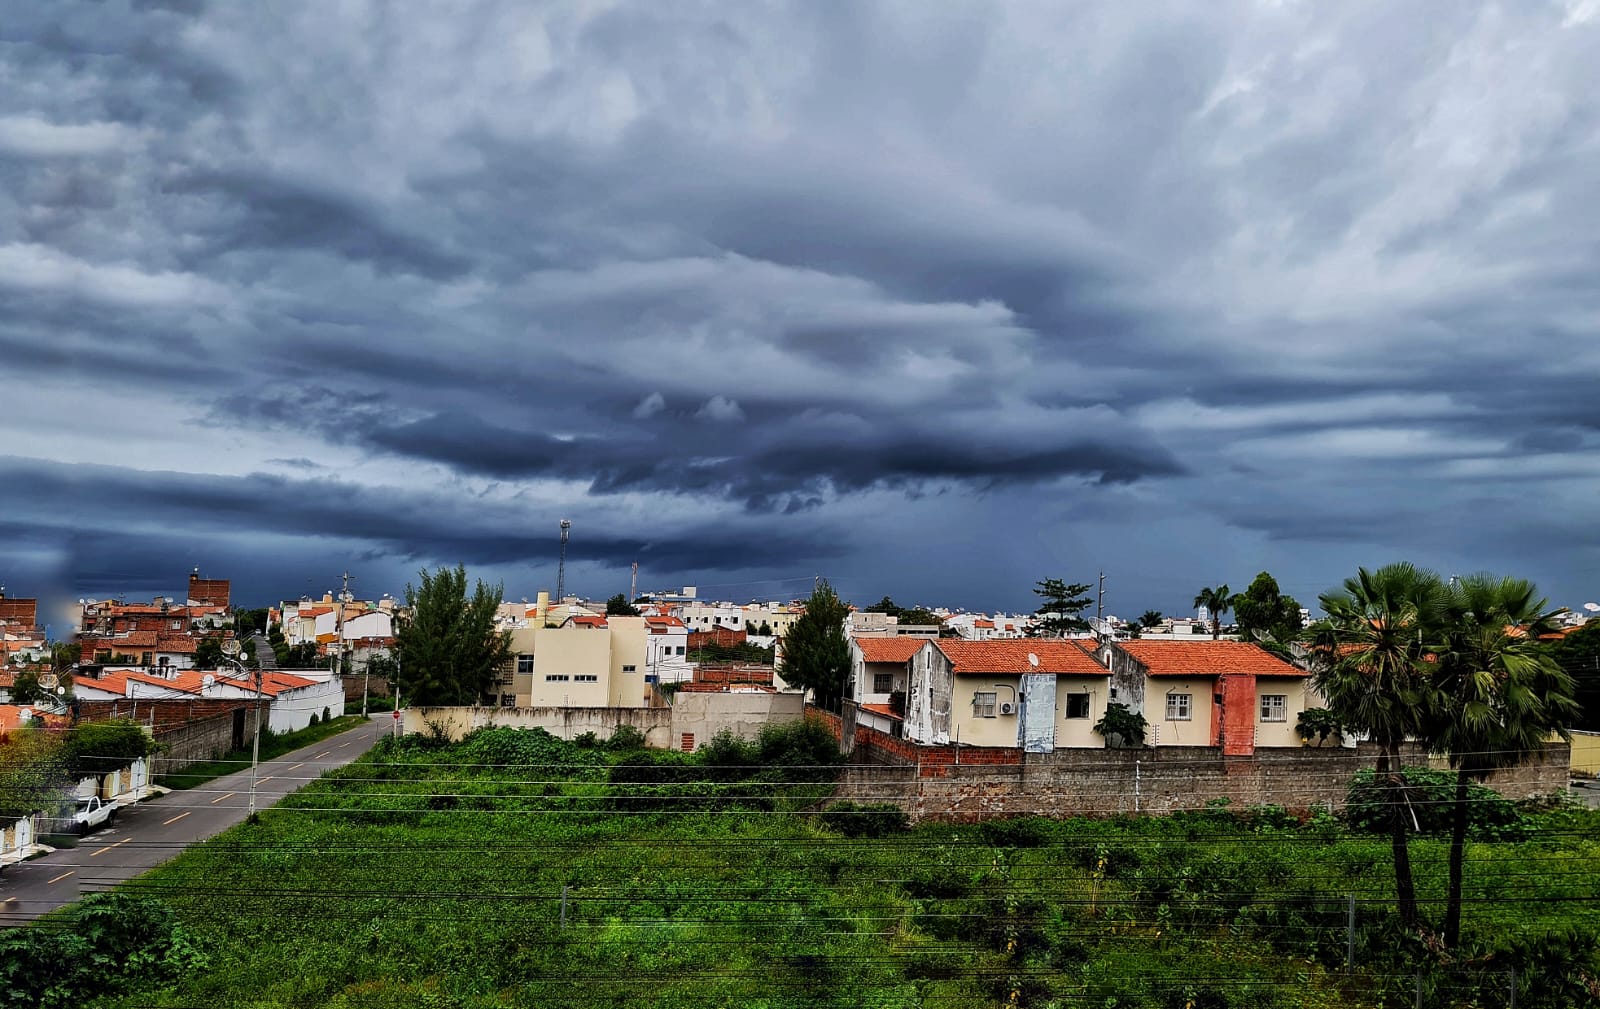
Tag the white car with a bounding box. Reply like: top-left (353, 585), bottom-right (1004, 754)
top-left (71, 796), bottom-right (116, 835)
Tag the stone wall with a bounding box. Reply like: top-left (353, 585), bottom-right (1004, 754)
top-left (814, 706), bottom-right (1571, 824)
top-left (405, 705), bottom-right (674, 748)
top-left (146, 709), bottom-right (246, 774)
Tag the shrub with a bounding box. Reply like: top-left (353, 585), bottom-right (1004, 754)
top-left (819, 801), bottom-right (910, 838)
top-left (604, 723), bottom-right (647, 752)
top-left (1092, 701), bottom-right (1147, 748)
top-left (1344, 767), bottom-right (1524, 838)
top-left (308, 713), bottom-right (320, 727)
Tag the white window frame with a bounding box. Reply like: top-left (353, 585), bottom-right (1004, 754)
top-left (1260, 694), bottom-right (1287, 722)
top-left (1165, 693), bottom-right (1192, 721)
top-left (973, 691), bottom-right (997, 718)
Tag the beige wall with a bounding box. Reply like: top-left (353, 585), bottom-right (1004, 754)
top-left (1147, 678), bottom-right (1214, 747)
top-left (950, 674), bottom-right (1022, 748)
top-left (606, 617), bottom-right (649, 707)
top-left (1255, 676), bottom-right (1312, 748)
top-left (527, 625), bottom-right (612, 707)
top-left (670, 690), bottom-right (805, 750)
top-left (404, 705), bottom-right (672, 746)
top-left (1569, 730), bottom-right (1600, 775)
top-left (1053, 675), bottom-right (1110, 748)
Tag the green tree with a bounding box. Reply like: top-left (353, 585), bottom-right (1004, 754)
top-left (393, 564), bottom-right (511, 706)
top-left (897, 607), bottom-right (941, 628)
top-left (779, 580), bottom-right (851, 711)
top-left (1547, 620), bottom-right (1600, 729)
top-left (10, 667), bottom-right (46, 705)
top-left (50, 640), bottom-right (81, 674)
top-left (1230, 572), bottom-right (1303, 644)
top-left (864, 596), bottom-right (902, 616)
top-left (605, 593), bottom-right (640, 617)
top-left (232, 607), bottom-right (270, 637)
top-left (0, 727), bottom-right (68, 820)
top-left (194, 635), bottom-right (225, 670)
top-left (1430, 574), bottom-right (1578, 948)
top-left (1138, 610), bottom-right (1164, 629)
top-left (1031, 578), bottom-right (1092, 637)
top-left (1191, 585), bottom-right (1232, 639)
top-left (1093, 701), bottom-right (1147, 748)
top-left (1310, 562), bottom-right (1444, 928)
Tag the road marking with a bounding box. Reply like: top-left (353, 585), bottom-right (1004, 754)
top-left (46, 871), bottom-right (75, 885)
top-left (88, 839), bottom-right (130, 857)
top-left (162, 811), bottom-right (191, 826)
top-left (314, 751), bottom-right (331, 759)
top-left (210, 791), bottom-right (236, 805)
top-left (257, 776), bottom-right (274, 784)
top-left (337, 741), bottom-right (351, 748)
top-left (287, 762), bottom-right (305, 771)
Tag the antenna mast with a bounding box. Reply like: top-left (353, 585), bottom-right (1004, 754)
top-left (630, 561), bottom-right (638, 603)
top-left (557, 520), bottom-right (572, 602)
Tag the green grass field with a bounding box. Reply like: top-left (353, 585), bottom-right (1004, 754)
top-left (81, 726), bottom-right (1600, 1008)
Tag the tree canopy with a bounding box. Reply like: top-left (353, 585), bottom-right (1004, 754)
top-left (1031, 578), bottom-right (1092, 637)
top-left (605, 593), bottom-right (640, 617)
top-left (1230, 572), bottom-right (1303, 649)
top-left (1547, 620), bottom-right (1600, 729)
top-left (1192, 584), bottom-right (1232, 639)
top-left (778, 580), bottom-right (851, 711)
top-left (393, 565), bottom-right (511, 707)
top-left (896, 607), bottom-right (941, 627)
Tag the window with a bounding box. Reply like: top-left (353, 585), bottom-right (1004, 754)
top-left (575, 674), bottom-right (598, 682)
top-left (1065, 693), bottom-right (1091, 719)
top-left (516, 654), bottom-right (534, 674)
top-left (544, 674), bottom-right (569, 682)
top-left (1165, 693), bottom-right (1192, 721)
top-left (973, 691), bottom-right (997, 718)
top-left (675, 646), bottom-right (685, 655)
top-left (500, 693), bottom-right (515, 708)
top-left (622, 664), bottom-right (637, 672)
top-left (1260, 694), bottom-right (1287, 722)
top-left (873, 673), bottom-right (894, 694)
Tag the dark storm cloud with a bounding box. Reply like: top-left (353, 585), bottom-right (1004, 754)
top-left (3, 1), bottom-right (1600, 611)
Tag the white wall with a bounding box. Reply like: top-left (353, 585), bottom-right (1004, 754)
top-left (268, 678), bottom-right (346, 733)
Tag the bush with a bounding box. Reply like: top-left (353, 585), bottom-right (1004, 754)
top-left (61, 720), bottom-right (159, 778)
top-left (308, 713), bottom-right (320, 727)
top-left (604, 724), bottom-right (647, 752)
top-left (573, 731), bottom-right (599, 748)
top-left (819, 801), bottom-right (910, 838)
top-left (1344, 767), bottom-right (1524, 838)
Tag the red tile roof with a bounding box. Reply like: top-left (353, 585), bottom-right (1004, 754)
top-left (936, 640), bottom-right (1106, 675)
top-left (569, 615), bottom-right (608, 628)
top-left (859, 703), bottom-right (904, 720)
top-left (1115, 640), bottom-right (1307, 676)
top-left (856, 637), bottom-right (926, 664)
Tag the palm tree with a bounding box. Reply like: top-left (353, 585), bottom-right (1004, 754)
top-left (1310, 562), bottom-right (1445, 928)
top-left (1430, 574), bottom-right (1578, 948)
top-left (1192, 585), bottom-right (1231, 639)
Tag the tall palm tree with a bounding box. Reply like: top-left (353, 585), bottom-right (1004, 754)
top-left (1431, 574), bottom-right (1578, 948)
top-left (1310, 562), bottom-right (1445, 928)
top-left (1192, 585), bottom-right (1231, 639)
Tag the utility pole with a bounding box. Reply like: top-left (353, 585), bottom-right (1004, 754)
top-left (557, 519), bottom-right (572, 602)
top-left (1096, 571), bottom-right (1105, 642)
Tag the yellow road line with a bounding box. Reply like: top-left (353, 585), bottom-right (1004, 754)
top-left (314, 751), bottom-right (331, 759)
top-left (46, 871), bottom-right (74, 885)
top-left (257, 776), bottom-right (274, 784)
top-left (286, 762), bottom-right (305, 771)
top-left (162, 811), bottom-right (190, 826)
top-left (210, 791), bottom-right (236, 805)
top-left (88, 839), bottom-right (130, 857)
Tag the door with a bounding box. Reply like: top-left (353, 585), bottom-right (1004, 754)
top-left (232, 708), bottom-right (246, 751)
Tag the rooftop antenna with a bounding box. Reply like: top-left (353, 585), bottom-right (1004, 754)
top-left (557, 519), bottom-right (572, 602)
top-left (630, 561), bottom-right (638, 603)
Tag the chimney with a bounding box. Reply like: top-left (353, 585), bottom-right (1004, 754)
top-left (536, 591), bottom-right (550, 625)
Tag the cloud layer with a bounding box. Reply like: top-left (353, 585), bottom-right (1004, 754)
top-left (2, 0), bottom-right (1599, 615)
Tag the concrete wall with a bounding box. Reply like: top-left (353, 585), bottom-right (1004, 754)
top-left (607, 616), bottom-right (649, 707)
top-left (1054, 675), bottom-right (1110, 748)
top-left (1146, 678), bottom-right (1215, 747)
top-left (149, 709), bottom-right (246, 773)
top-left (268, 679), bottom-right (345, 734)
top-left (670, 691), bottom-right (805, 751)
top-left (405, 705), bottom-right (673, 748)
top-left (1571, 730), bottom-right (1600, 775)
top-left (1254, 675), bottom-right (1312, 748)
top-left (815, 707), bottom-right (1571, 824)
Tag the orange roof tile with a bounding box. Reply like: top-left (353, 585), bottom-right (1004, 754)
top-left (936, 640), bottom-right (1106, 675)
top-left (973, 619), bottom-right (995, 629)
top-left (856, 637), bottom-right (926, 664)
top-left (1115, 640), bottom-right (1307, 677)
top-left (860, 703), bottom-right (904, 720)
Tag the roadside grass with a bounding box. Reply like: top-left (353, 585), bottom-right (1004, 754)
top-left (76, 727), bottom-right (1600, 1009)
top-left (153, 716), bottom-right (367, 790)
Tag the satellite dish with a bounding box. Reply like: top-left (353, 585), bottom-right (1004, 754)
top-left (202, 674), bottom-right (215, 688)
top-left (221, 638), bottom-right (242, 657)
top-left (1584, 603), bottom-right (1600, 613)
top-left (1027, 652), bottom-right (1039, 668)
top-left (39, 673), bottom-right (59, 691)
top-left (19, 708), bottom-right (32, 722)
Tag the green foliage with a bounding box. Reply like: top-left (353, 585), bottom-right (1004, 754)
top-left (687, 640), bottom-right (775, 664)
top-left (1032, 577), bottom-right (1092, 636)
top-left (0, 728), bottom-right (68, 819)
top-left (1344, 766), bottom-right (1525, 838)
top-left (604, 593), bottom-right (640, 617)
top-left (1230, 572), bottom-right (1303, 646)
top-left (1294, 707), bottom-right (1342, 745)
top-left (864, 596), bottom-right (901, 616)
top-left (818, 801), bottom-right (910, 838)
top-left (232, 607), bottom-right (270, 637)
top-left (194, 635), bottom-right (225, 669)
top-left (778, 580), bottom-right (851, 710)
top-left (604, 723), bottom-right (647, 752)
top-left (8, 667), bottom-right (47, 705)
top-left (61, 719), bottom-right (159, 778)
top-left (1139, 609), bottom-right (1164, 629)
top-left (394, 564), bottom-right (512, 706)
top-left (1093, 701), bottom-right (1147, 747)
top-left (896, 607), bottom-right (941, 627)
top-left (0, 893), bottom-right (209, 1008)
top-left (1548, 620), bottom-right (1600, 730)
top-left (1192, 584), bottom-right (1232, 638)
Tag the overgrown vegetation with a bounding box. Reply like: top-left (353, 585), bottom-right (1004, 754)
top-left (154, 716), bottom-right (364, 790)
top-left (53, 724), bottom-right (1600, 1009)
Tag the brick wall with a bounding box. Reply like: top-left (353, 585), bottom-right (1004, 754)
top-left (688, 628), bottom-right (748, 650)
top-left (79, 698), bottom-right (254, 731)
top-left (147, 710), bottom-right (245, 773)
top-left (816, 705), bottom-right (1571, 824)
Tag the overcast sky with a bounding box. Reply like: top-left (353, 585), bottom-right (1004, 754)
top-left (3, 1), bottom-right (1599, 625)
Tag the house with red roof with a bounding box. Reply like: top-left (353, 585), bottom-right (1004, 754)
top-left (902, 639), bottom-right (1112, 751)
top-left (1099, 639), bottom-right (1318, 755)
top-left (848, 636), bottom-right (924, 734)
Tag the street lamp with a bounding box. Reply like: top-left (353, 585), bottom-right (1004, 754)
top-left (219, 639), bottom-right (265, 816)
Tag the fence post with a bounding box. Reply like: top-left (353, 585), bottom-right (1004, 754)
top-left (1134, 760), bottom-right (1141, 813)
top-left (1415, 973), bottom-right (1422, 1009)
top-left (1508, 967), bottom-right (1516, 1009)
top-left (1346, 894), bottom-right (1355, 970)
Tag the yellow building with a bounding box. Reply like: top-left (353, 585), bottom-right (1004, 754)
top-left (498, 614), bottom-right (650, 709)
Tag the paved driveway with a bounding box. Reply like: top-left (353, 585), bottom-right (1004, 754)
top-left (1, 714), bottom-right (392, 926)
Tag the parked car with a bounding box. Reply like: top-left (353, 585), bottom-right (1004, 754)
top-left (71, 796), bottom-right (116, 835)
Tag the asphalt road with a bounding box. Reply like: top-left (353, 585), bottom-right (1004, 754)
top-left (0, 714), bottom-right (392, 926)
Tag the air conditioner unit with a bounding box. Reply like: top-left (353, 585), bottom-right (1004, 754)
top-left (999, 701), bottom-right (1016, 716)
